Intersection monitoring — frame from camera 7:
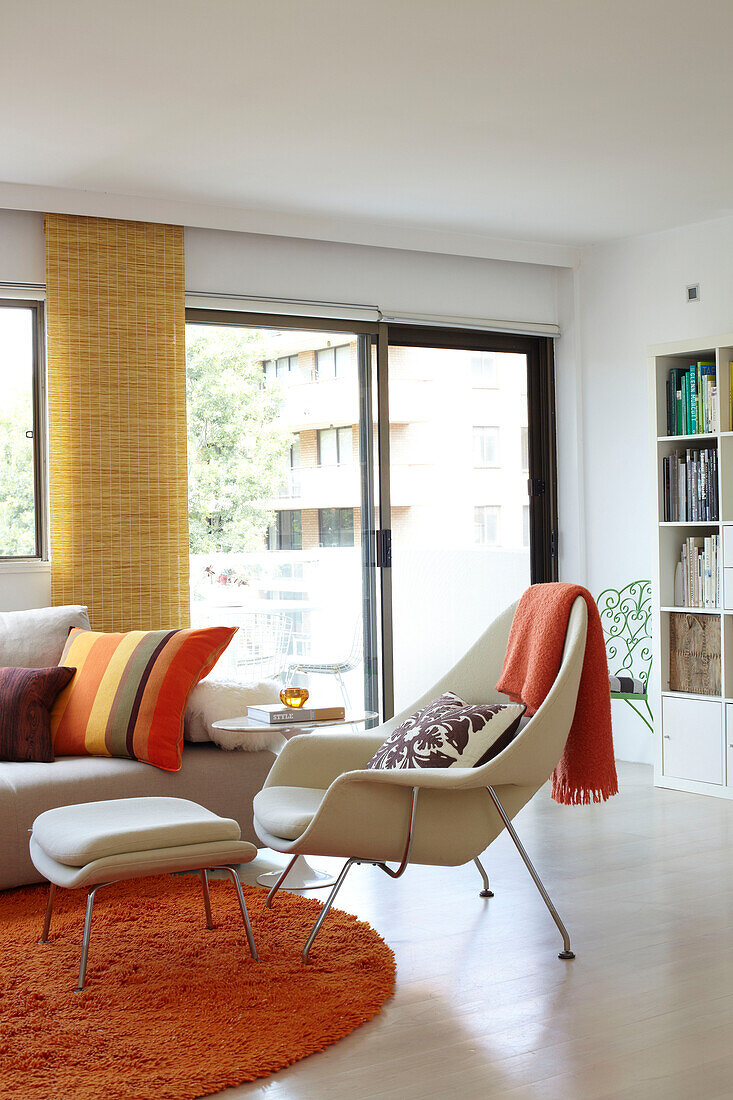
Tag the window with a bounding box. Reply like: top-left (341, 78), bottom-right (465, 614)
top-left (473, 426), bottom-right (499, 467)
top-left (316, 347), bottom-right (335, 379)
top-left (523, 505), bottom-right (530, 547)
top-left (474, 506), bottom-right (499, 546)
top-left (278, 354), bottom-right (299, 380)
top-left (263, 354), bottom-right (299, 385)
top-left (267, 509), bottom-right (302, 550)
top-left (521, 426), bottom-right (529, 470)
top-left (289, 437), bottom-right (301, 496)
top-left (471, 354), bottom-right (498, 387)
top-left (318, 425), bottom-right (353, 466)
top-left (0, 300), bottom-right (43, 559)
top-left (335, 344), bottom-right (351, 378)
top-left (316, 344), bottom-right (352, 380)
top-left (319, 507), bottom-right (354, 547)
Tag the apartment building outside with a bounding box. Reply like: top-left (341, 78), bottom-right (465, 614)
top-left (190, 326), bottom-right (531, 709)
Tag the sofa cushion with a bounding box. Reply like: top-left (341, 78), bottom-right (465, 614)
top-left (609, 673), bottom-right (646, 695)
top-left (253, 785), bottom-right (327, 840)
top-left (31, 795), bottom-right (241, 865)
top-left (0, 666), bottom-right (75, 762)
top-left (51, 626), bottom-right (236, 771)
top-left (0, 605), bottom-right (90, 668)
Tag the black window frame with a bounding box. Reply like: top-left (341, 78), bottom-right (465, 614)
top-left (383, 325), bottom-right (558, 584)
top-left (0, 297), bottom-right (47, 562)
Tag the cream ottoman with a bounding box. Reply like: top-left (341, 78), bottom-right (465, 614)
top-left (30, 796), bottom-right (259, 990)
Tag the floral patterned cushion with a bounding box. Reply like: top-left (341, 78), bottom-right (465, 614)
top-left (364, 691), bottom-right (525, 771)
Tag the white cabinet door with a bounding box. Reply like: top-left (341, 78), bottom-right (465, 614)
top-left (662, 696), bottom-right (723, 784)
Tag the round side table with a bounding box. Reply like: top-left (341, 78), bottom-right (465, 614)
top-left (211, 710), bottom-right (379, 889)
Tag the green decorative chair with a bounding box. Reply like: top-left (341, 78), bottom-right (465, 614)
top-left (596, 581), bottom-right (653, 733)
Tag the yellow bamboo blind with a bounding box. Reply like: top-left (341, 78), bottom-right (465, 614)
top-left (45, 214), bottom-right (190, 631)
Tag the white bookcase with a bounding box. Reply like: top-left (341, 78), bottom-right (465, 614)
top-left (650, 332), bottom-right (733, 798)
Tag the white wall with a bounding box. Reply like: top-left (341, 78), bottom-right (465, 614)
top-left (576, 213), bottom-right (733, 762)
top-left (185, 227), bottom-right (559, 324)
top-left (0, 209), bottom-right (44, 284)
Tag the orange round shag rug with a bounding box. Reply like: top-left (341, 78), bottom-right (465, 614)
top-left (0, 875), bottom-right (395, 1099)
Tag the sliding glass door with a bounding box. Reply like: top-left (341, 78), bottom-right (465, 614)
top-left (184, 311), bottom-right (557, 723)
top-left (376, 327), bottom-right (557, 714)
top-left (185, 314), bottom-right (379, 715)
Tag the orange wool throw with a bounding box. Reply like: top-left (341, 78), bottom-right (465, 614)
top-left (496, 582), bottom-right (618, 805)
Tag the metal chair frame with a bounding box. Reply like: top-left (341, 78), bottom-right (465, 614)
top-left (38, 866), bottom-right (258, 991)
top-left (284, 619), bottom-right (363, 706)
top-left (265, 785), bottom-right (575, 964)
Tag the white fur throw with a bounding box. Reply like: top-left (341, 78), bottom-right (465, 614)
top-left (184, 678), bottom-right (282, 752)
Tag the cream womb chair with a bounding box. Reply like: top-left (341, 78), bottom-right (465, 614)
top-left (254, 596), bottom-right (588, 962)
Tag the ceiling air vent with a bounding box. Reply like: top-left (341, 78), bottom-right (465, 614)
top-left (687, 284), bottom-right (701, 303)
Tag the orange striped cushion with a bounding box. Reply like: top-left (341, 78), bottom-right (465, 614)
top-left (51, 627), bottom-right (236, 771)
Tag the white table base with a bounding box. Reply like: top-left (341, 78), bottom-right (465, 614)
top-left (256, 855), bottom-right (337, 890)
top-left (210, 710), bottom-right (378, 892)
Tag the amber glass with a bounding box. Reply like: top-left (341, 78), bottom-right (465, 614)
top-left (280, 687), bottom-right (309, 708)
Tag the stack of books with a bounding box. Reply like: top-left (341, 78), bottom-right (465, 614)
top-left (676, 535), bottom-right (720, 608)
top-left (666, 362), bottom-right (717, 435)
top-left (662, 447), bottom-right (718, 521)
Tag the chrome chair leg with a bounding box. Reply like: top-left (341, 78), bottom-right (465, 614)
top-left (335, 670), bottom-right (351, 709)
top-left (474, 856), bottom-right (494, 898)
top-left (200, 869), bottom-right (214, 930)
top-left (486, 786), bottom-right (575, 960)
top-left (223, 867), bottom-right (259, 961)
top-left (265, 854), bottom-right (299, 909)
top-left (76, 881), bottom-right (113, 991)
top-left (303, 786), bottom-right (420, 963)
top-left (302, 858), bottom-right (357, 964)
top-left (39, 883), bottom-right (56, 943)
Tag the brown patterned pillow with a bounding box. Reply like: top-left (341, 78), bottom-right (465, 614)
top-left (365, 691), bottom-right (525, 770)
top-left (0, 666), bottom-right (76, 763)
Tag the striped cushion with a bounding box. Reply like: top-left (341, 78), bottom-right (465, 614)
top-left (51, 627), bottom-right (236, 771)
top-left (609, 673), bottom-right (646, 696)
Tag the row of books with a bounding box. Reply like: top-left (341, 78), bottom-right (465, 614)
top-left (675, 535), bottom-right (720, 609)
top-left (665, 361), bottom-right (717, 435)
top-left (662, 447), bottom-right (719, 522)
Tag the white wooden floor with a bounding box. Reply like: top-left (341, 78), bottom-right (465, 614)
top-left (220, 764), bottom-right (733, 1100)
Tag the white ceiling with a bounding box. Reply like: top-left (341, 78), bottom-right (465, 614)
top-left (2, 0), bottom-right (733, 260)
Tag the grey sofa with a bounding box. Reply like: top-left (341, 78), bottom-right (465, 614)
top-left (0, 605), bottom-right (275, 890)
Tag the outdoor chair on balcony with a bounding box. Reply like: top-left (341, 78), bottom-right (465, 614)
top-left (255, 597), bottom-right (588, 963)
top-left (283, 619), bottom-right (363, 705)
top-left (235, 611), bottom-right (293, 681)
top-left (596, 581), bottom-right (653, 732)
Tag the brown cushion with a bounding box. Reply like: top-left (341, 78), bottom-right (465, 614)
top-left (365, 691), bottom-right (525, 771)
top-left (0, 666), bottom-right (76, 763)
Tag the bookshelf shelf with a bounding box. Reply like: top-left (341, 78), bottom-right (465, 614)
top-left (661, 690), bottom-right (721, 702)
top-left (660, 606), bottom-right (720, 614)
top-left (650, 332), bottom-right (733, 798)
top-left (657, 432), bottom-right (717, 443)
